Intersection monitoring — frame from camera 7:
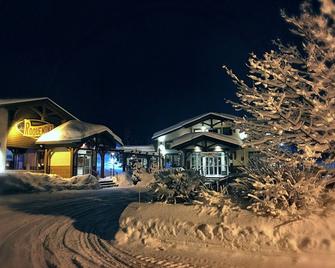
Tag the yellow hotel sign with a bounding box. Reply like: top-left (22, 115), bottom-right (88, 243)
top-left (17, 119), bottom-right (54, 139)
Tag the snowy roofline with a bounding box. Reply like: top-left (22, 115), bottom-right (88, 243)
top-left (36, 119), bottom-right (123, 145)
top-left (171, 132), bottom-right (242, 148)
top-left (121, 145), bottom-right (155, 152)
top-left (152, 112), bottom-right (239, 139)
top-left (0, 97), bottom-right (79, 120)
top-left (120, 145), bottom-right (158, 156)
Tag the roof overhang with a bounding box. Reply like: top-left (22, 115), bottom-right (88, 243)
top-left (171, 132), bottom-right (242, 150)
top-left (0, 97), bottom-right (78, 121)
top-left (152, 112), bottom-right (238, 139)
top-left (120, 145), bottom-right (159, 156)
top-left (36, 120), bottom-right (123, 146)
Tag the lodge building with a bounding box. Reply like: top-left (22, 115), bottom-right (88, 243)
top-left (152, 112), bottom-right (250, 181)
top-left (0, 98), bottom-right (123, 178)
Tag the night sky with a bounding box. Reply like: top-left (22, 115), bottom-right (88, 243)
top-left (0, 0), bottom-right (302, 144)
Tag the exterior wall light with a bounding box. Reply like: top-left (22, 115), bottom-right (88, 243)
top-left (158, 144), bottom-right (166, 156)
top-left (158, 135), bottom-right (166, 142)
top-left (194, 146), bottom-right (202, 152)
top-left (214, 146), bottom-right (223, 152)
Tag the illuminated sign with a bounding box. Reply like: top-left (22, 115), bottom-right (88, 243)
top-left (16, 119), bottom-right (54, 139)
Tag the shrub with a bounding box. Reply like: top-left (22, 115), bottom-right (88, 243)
top-left (149, 169), bottom-right (206, 204)
top-left (228, 158), bottom-right (325, 217)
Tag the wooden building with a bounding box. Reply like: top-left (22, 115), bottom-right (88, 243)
top-left (0, 98), bottom-right (123, 178)
top-left (152, 112), bottom-right (250, 180)
top-left (120, 145), bottom-right (159, 171)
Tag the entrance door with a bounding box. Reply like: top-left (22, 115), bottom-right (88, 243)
top-left (201, 153), bottom-right (228, 177)
top-left (77, 150), bottom-right (92, 175)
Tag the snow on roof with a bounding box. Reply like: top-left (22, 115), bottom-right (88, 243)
top-left (152, 112), bottom-right (238, 139)
top-left (36, 120), bottom-right (123, 145)
top-left (171, 132), bottom-right (242, 148)
top-left (0, 97), bottom-right (48, 106)
top-left (120, 145), bottom-right (158, 155)
top-left (0, 97), bottom-right (79, 120)
top-left (121, 145), bottom-right (156, 152)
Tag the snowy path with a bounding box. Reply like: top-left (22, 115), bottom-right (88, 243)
top-left (0, 189), bottom-right (175, 268)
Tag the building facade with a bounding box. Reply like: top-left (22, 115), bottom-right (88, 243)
top-left (120, 145), bottom-right (159, 172)
top-left (0, 98), bottom-right (123, 178)
top-left (152, 112), bottom-right (250, 181)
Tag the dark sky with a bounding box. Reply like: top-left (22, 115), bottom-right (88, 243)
top-left (0, 0), bottom-right (302, 144)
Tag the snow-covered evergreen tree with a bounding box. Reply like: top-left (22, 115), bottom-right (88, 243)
top-left (224, 0), bottom-right (335, 172)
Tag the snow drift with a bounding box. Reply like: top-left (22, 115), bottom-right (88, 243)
top-left (114, 172), bottom-right (154, 188)
top-left (0, 172), bottom-right (100, 194)
top-left (115, 192), bottom-right (335, 254)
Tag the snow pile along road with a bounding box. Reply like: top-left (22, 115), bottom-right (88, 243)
top-left (0, 172), bottom-right (100, 194)
top-left (115, 172), bottom-right (155, 189)
top-left (116, 193), bottom-right (335, 256)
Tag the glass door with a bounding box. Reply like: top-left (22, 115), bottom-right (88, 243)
top-left (191, 152), bottom-right (229, 177)
top-left (202, 153), bottom-right (228, 177)
top-left (77, 150), bottom-right (92, 175)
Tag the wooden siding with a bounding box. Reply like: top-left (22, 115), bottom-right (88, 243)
top-left (50, 166), bottom-right (72, 178)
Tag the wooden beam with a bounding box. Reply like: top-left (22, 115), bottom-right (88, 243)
top-left (69, 147), bottom-right (74, 177)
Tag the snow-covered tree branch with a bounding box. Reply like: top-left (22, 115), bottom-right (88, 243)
top-left (224, 0), bottom-right (335, 170)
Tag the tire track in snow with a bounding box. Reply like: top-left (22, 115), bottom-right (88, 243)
top-left (0, 190), bottom-right (207, 268)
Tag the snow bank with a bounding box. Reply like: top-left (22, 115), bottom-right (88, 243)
top-left (115, 192), bottom-right (335, 254)
top-left (0, 172), bottom-right (100, 194)
top-left (114, 172), bottom-right (154, 189)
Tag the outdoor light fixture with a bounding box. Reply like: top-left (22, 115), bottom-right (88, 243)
top-left (194, 146), bottom-right (202, 152)
top-left (214, 146), bottom-right (223, 152)
top-left (158, 135), bottom-right (166, 142)
top-left (238, 130), bottom-right (248, 140)
top-left (158, 144), bottom-right (166, 156)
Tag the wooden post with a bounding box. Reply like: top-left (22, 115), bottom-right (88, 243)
top-left (44, 149), bottom-right (52, 174)
top-left (100, 151), bottom-right (105, 178)
top-left (0, 108), bottom-right (8, 173)
top-left (44, 148), bottom-right (49, 174)
top-left (69, 147), bottom-right (74, 177)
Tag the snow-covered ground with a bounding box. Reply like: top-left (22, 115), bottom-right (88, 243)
top-left (115, 193), bottom-right (335, 267)
top-left (0, 188), bottom-right (155, 268)
top-left (1, 171), bottom-right (334, 267)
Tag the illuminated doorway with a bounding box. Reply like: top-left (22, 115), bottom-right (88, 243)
top-left (77, 149), bottom-right (92, 175)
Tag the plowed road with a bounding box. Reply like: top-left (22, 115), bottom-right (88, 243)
top-left (0, 189), bottom-right (166, 268)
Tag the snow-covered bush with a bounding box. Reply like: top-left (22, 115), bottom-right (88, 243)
top-left (149, 169), bottom-right (206, 204)
top-left (224, 0), bottom-right (335, 173)
top-left (220, 0), bottom-right (335, 216)
top-left (228, 159), bottom-right (325, 217)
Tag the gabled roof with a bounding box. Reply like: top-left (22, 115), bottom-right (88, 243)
top-left (171, 132), bottom-right (242, 149)
top-left (152, 112), bottom-right (238, 139)
top-left (0, 97), bottom-right (78, 120)
top-left (36, 120), bottom-right (123, 145)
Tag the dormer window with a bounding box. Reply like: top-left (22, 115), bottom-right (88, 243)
top-left (222, 127), bottom-right (233, 135)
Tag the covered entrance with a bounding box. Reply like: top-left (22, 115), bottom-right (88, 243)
top-left (36, 120), bottom-right (123, 178)
top-left (170, 132), bottom-right (242, 179)
top-left (191, 152), bottom-right (229, 177)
